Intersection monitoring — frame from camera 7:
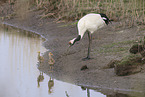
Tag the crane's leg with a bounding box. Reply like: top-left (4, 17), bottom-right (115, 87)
top-left (82, 32), bottom-right (92, 61)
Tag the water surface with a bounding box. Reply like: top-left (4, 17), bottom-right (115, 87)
top-left (0, 25), bottom-right (106, 97)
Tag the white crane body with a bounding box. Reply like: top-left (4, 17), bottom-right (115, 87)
top-left (69, 13), bottom-right (111, 60)
top-left (78, 13), bottom-right (106, 38)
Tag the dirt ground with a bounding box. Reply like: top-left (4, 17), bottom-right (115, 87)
top-left (1, 3), bottom-right (145, 96)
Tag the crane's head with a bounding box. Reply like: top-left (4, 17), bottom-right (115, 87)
top-left (69, 35), bottom-right (81, 47)
top-left (49, 52), bottom-right (53, 56)
top-left (69, 38), bottom-right (76, 47)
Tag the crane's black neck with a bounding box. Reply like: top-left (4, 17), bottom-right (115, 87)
top-left (74, 35), bottom-right (81, 45)
top-left (99, 13), bottom-right (110, 25)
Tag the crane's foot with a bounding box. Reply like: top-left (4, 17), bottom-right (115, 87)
top-left (82, 57), bottom-right (91, 61)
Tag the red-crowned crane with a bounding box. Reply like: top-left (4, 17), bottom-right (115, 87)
top-left (69, 13), bottom-right (111, 60)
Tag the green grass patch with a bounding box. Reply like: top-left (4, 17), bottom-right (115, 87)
top-left (98, 47), bottom-right (129, 53)
top-left (95, 40), bottom-right (136, 54)
top-left (118, 54), bottom-right (142, 66)
top-left (103, 40), bottom-right (136, 49)
top-left (57, 21), bottom-right (78, 27)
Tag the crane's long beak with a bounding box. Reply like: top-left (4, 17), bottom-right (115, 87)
top-left (66, 45), bottom-right (71, 54)
top-left (68, 45), bottom-right (72, 48)
top-left (67, 45), bottom-right (71, 50)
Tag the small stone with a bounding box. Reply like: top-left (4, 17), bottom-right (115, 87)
top-left (81, 65), bottom-right (88, 71)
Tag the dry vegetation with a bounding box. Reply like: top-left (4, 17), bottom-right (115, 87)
top-left (32, 0), bottom-right (145, 26)
top-left (0, 0), bottom-right (145, 27)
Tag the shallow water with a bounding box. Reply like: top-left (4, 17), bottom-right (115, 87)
top-left (0, 25), bottom-right (106, 97)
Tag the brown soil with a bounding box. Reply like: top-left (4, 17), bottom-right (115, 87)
top-left (1, 3), bottom-right (145, 96)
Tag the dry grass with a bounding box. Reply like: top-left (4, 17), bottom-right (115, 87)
top-left (31, 0), bottom-right (145, 26)
top-left (1, 0), bottom-right (145, 27)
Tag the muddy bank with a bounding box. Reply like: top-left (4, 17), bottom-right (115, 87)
top-left (1, 5), bottom-right (145, 96)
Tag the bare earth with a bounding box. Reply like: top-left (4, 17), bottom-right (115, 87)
top-left (1, 7), bottom-right (145, 96)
